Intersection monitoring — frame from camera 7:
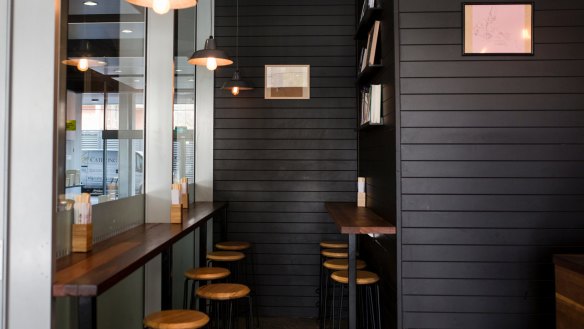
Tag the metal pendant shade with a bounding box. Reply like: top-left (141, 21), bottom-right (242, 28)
top-left (187, 37), bottom-right (233, 67)
top-left (125, 0), bottom-right (197, 14)
top-left (222, 70), bottom-right (253, 91)
top-left (220, 0), bottom-right (253, 95)
top-left (62, 40), bottom-right (106, 72)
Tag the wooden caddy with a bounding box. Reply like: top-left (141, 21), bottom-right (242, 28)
top-left (72, 224), bottom-right (93, 252)
top-left (171, 204), bottom-right (183, 224)
top-left (181, 193), bottom-right (189, 209)
top-left (357, 192), bottom-right (366, 207)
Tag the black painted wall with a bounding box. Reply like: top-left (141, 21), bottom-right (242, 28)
top-left (397, 0), bottom-right (584, 328)
top-left (213, 0), bottom-right (357, 317)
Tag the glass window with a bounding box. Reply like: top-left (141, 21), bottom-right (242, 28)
top-left (173, 8), bottom-right (196, 185)
top-left (64, 0), bottom-right (146, 204)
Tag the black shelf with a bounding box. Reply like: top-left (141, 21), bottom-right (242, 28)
top-left (355, 7), bottom-right (382, 40)
top-left (359, 122), bottom-right (384, 130)
top-left (357, 64), bottom-right (383, 86)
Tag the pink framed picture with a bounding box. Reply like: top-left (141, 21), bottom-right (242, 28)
top-left (463, 3), bottom-right (533, 55)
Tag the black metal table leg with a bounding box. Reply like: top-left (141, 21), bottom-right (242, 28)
top-left (200, 222), bottom-right (208, 268)
top-left (222, 206), bottom-right (228, 241)
top-left (78, 296), bottom-right (97, 329)
top-left (161, 247), bottom-right (173, 310)
top-left (348, 234), bottom-right (356, 329)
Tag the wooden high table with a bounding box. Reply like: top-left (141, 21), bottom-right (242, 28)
top-left (325, 202), bottom-right (396, 329)
top-left (53, 202), bottom-right (227, 329)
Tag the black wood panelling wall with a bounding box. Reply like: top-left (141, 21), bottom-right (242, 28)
top-left (397, 0), bottom-right (584, 328)
top-left (214, 0), bottom-right (357, 317)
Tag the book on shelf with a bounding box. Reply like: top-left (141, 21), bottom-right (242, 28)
top-left (361, 30), bottom-right (373, 72)
top-left (368, 21), bottom-right (381, 66)
top-left (359, 21), bottom-right (381, 73)
top-left (360, 84), bottom-right (382, 126)
top-left (360, 87), bottom-right (370, 125)
top-left (370, 84), bottom-right (382, 124)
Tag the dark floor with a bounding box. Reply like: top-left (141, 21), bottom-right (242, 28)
top-left (260, 317), bottom-right (318, 329)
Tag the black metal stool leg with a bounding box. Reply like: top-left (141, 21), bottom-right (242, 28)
top-left (330, 281), bottom-right (336, 329)
top-left (375, 285), bottom-right (381, 329)
top-left (183, 278), bottom-right (190, 309)
top-left (338, 283), bottom-right (344, 329)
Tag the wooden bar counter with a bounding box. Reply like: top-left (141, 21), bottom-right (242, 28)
top-left (53, 202), bottom-right (227, 329)
top-left (325, 202), bottom-right (396, 329)
top-left (554, 254), bottom-right (584, 329)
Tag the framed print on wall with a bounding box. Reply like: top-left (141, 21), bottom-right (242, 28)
top-left (463, 3), bottom-right (533, 55)
top-left (265, 65), bottom-right (310, 99)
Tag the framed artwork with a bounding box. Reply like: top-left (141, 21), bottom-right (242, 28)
top-left (463, 3), bottom-right (533, 55)
top-left (265, 65), bottom-right (310, 99)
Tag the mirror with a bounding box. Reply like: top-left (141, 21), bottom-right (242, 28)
top-left (63, 0), bottom-right (146, 204)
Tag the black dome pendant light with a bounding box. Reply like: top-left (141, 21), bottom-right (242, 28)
top-left (188, 0), bottom-right (233, 70)
top-left (221, 0), bottom-right (253, 95)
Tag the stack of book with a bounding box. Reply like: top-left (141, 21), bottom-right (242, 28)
top-left (360, 84), bottom-right (382, 125)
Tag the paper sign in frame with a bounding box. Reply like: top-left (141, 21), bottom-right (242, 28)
top-left (463, 2), bottom-right (534, 56)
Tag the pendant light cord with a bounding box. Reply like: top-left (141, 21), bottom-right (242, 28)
top-left (211, 0), bottom-right (214, 37)
top-left (236, 0), bottom-right (239, 71)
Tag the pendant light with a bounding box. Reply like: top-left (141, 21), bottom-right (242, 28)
top-left (126, 0), bottom-right (198, 15)
top-left (62, 11), bottom-right (106, 72)
top-left (187, 0), bottom-right (233, 70)
top-left (221, 0), bottom-right (253, 95)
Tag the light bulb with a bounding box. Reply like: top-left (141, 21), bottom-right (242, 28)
top-left (206, 57), bottom-right (218, 71)
top-left (153, 0), bottom-right (170, 14)
top-left (77, 58), bottom-right (89, 72)
top-left (231, 86), bottom-right (240, 96)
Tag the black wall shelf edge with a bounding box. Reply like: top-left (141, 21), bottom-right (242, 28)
top-left (357, 64), bottom-right (384, 86)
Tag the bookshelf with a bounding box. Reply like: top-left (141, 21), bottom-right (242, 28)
top-left (356, 0), bottom-right (383, 128)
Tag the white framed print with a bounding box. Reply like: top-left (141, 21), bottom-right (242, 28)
top-left (265, 65), bottom-right (310, 99)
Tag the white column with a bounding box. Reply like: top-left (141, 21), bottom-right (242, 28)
top-left (7, 0), bottom-right (59, 328)
top-left (0, 0), bottom-right (9, 326)
top-left (145, 10), bottom-right (174, 223)
top-left (143, 9), bottom-right (174, 315)
top-left (195, 0), bottom-right (215, 203)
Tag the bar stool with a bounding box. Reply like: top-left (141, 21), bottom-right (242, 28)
top-left (215, 242), bottom-right (255, 285)
top-left (207, 251), bottom-right (246, 283)
top-left (319, 241), bottom-right (348, 249)
top-left (144, 309), bottom-right (210, 329)
top-left (197, 283), bottom-right (254, 329)
top-left (183, 267), bottom-right (231, 309)
top-left (318, 247), bottom-right (348, 328)
top-left (320, 259), bottom-right (366, 329)
top-left (216, 241), bottom-right (259, 328)
top-left (330, 270), bottom-right (381, 329)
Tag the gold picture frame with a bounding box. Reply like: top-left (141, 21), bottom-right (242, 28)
top-left (265, 65), bottom-right (310, 99)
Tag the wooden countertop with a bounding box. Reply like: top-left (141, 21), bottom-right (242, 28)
top-left (53, 202), bottom-right (226, 297)
top-left (325, 202), bottom-right (396, 235)
top-left (554, 254), bottom-right (584, 275)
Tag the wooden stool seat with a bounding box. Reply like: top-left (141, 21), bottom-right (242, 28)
top-left (184, 267), bottom-right (230, 281)
top-left (324, 259), bottom-right (366, 271)
top-left (321, 248), bottom-right (348, 259)
top-left (331, 270), bottom-right (380, 285)
top-left (197, 283), bottom-right (250, 300)
top-left (320, 240), bottom-right (348, 249)
top-left (144, 310), bottom-right (209, 329)
top-left (207, 251), bottom-right (245, 262)
top-left (215, 241), bottom-right (251, 251)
